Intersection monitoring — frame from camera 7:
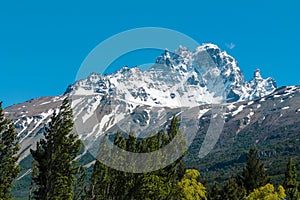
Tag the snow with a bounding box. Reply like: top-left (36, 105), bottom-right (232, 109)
top-left (114, 112), bottom-right (126, 124)
top-left (52, 96), bottom-right (65, 102)
top-left (19, 109), bottom-right (54, 143)
top-left (67, 43), bottom-right (277, 110)
top-left (198, 109), bottom-right (210, 118)
top-left (99, 113), bottom-right (114, 132)
top-left (257, 104), bottom-right (261, 109)
top-left (16, 169), bottom-right (32, 181)
top-left (244, 111), bottom-right (255, 125)
top-left (74, 87), bottom-right (97, 96)
top-left (40, 101), bottom-right (52, 105)
top-left (81, 96), bottom-right (101, 123)
top-left (84, 160), bottom-right (96, 168)
top-left (82, 123), bottom-right (101, 139)
top-left (17, 117), bottom-right (34, 137)
top-left (40, 109), bottom-right (54, 118)
top-left (11, 43), bottom-right (284, 165)
top-left (232, 105), bottom-right (246, 116)
top-left (71, 97), bottom-right (83, 108)
top-left (247, 101), bottom-right (254, 105)
top-left (282, 86), bottom-right (299, 96)
top-left (227, 104), bottom-right (236, 111)
top-left (281, 106), bottom-right (289, 110)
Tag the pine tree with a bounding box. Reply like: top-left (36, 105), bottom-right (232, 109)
top-left (221, 178), bottom-right (246, 200)
top-left (138, 174), bottom-right (169, 200)
top-left (238, 148), bottom-right (270, 194)
top-left (87, 160), bottom-right (108, 200)
top-left (87, 116), bottom-right (187, 200)
top-left (0, 102), bottom-right (21, 200)
top-left (283, 158), bottom-right (299, 200)
top-left (73, 166), bottom-right (87, 200)
top-left (30, 98), bottom-right (82, 200)
top-left (208, 182), bottom-right (222, 200)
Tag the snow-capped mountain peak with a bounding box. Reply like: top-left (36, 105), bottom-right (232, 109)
top-left (248, 68), bottom-right (277, 99)
top-left (253, 68), bottom-right (263, 80)
top-left (195, 43), bottom-right (220, 52)
top-left (67, 43), bottom-right (277, 107)
top-left (3, 43), bottom-right (288, 180)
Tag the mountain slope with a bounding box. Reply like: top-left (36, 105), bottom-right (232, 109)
top-left (7, 85), bottom-right (300, 199)
top-left (5, 43), bottom-right (278, 162)
top-left (4, 43), bottom-right (293, 199)
top-left (186, 85), bottom-right (300, 184)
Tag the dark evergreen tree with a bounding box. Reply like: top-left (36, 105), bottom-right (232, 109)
top-left (87, 116), bottom-right (187, 200)
top-left (137, 174), bottom-right (169, 200)
top-left (208, 182), bottom-right (222, 200)
top-left (87, 133), bottom-right (129, 200)
top-left (221, 178), bottom-right (246, 200)
top-left (238, 148), bottom-right (270, 194)
top-left (0, 102), bottom-right (21, 200)
top-left (73, 166), bottom-right (87, 200)
top-left (30, 98), bottom-right (82, 200)
top-left (87, 160), bottom-right (108, 200)
top-left (283, 158), bottom-right (299, 200)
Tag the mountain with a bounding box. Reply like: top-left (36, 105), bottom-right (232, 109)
top-left (66, 43), bottom-right (276, 106)
top-left (4, 43), bottom-right (298, 199)
top-left (5, 43), bottom-right (277, 161)
top-left (186, 85), bottom-right (300, 184)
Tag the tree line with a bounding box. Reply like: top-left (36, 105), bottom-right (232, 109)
top-left (0, 99), bottom-right (299, 200)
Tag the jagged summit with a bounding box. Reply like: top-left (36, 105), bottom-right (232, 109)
top-left (195, 43), bottom-right (220, 52)
top-left (67, 43), bottom-right (277, 106)
top-left (253, 68), bottom-right (263, 80)
top-left (248, 68), bottom-right (277, 99)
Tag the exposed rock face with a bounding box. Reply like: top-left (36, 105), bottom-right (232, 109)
top-left (5, 43), bottom-right (279, 162)
top-left (4, 43), bottom-right (286, 195)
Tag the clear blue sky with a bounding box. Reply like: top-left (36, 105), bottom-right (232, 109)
top-left (0, 0), bottom-right (299, 108)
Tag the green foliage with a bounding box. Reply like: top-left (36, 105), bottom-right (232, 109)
top-left (238, 148), bottom-right (270, 194)
top-left (207, 178), bottom-right (246, 200)
top-left (176, 169), bottom-right (207, 200)
top-left (207, 182), bottom-right (222, 200)
top-left (87, 116), bottom-right (188, 200)
top-left (186, 117), bottom-right (300, 187)
top-left (245, 183), bottom-right (286, 200)
top-left (138, 174), bottom-right (170, 200)
top-left (283, 158), bottom-right (299, 200)
top-left (73, 166), bottom-right (88, 200)
top-left (0, 102), bottom-right (21, 200)
top-left (221, 178), bottom-right (246, 200)
top-left (30, 98), bottom-right (82, 200)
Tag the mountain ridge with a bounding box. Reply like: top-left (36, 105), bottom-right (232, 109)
top-left (4, 43), bottom-right (280, 163)
top-left (66, 43), bottom-right (276, 107)
top-left (4, 43), bottom-right (299, 199)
